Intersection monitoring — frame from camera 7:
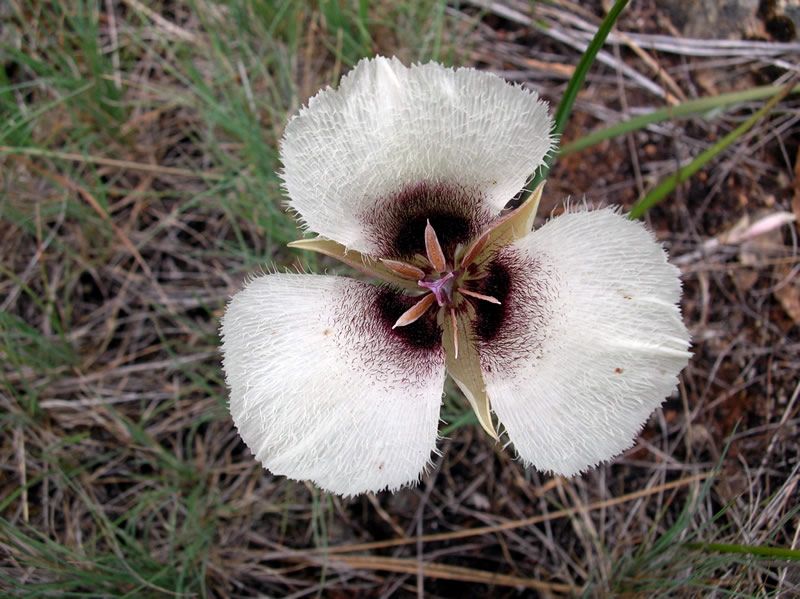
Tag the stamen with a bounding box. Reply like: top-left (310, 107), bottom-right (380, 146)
top-left (459, 288), bottom-right (501, 305)
top-left (380, 258), bottom-right (426, 280)
top-left (392, 293), bottom-right (437, 329)
top-left (450, 308), bottom-right (459, 359)
top-left (424, 220), bottom-right (447, 273)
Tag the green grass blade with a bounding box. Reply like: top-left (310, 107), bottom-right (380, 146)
top-left (440, 409), bottom-right (478, 436)
top-left (687, 542), bottom-right (800, 561)
top-left (629, 81), bottom-right (796, 219)
top-left (529, 0), bottom-right (629, 189)
top-left (560, 84), bottom-right (800, 156)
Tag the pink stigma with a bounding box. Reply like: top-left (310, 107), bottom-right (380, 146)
top-left (419, 272), bottom-right (455, 307)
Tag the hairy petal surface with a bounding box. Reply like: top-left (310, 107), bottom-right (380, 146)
top-left (479, 209), bottom-right (691, 476)
top-left (221, 274), bottom-right (446, 496)
top-left (281, 56), bottom-right (553, 254)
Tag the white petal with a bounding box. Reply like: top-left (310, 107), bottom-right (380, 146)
top-left (220, 273), bottom-right (446, 496)
top-left (281, 56), bottom-right (553, 255)
top-left (477, 209), bottom-right (691, 476)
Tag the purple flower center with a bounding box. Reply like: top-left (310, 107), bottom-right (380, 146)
top-left (418, 271), bottom-right (456, 307)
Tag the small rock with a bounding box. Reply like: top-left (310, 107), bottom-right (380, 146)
top-left (761, 0), bottom-right (799, 41)
top-left (658, 0), bottom-right (761, 39)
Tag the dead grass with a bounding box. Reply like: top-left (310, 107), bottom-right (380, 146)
top-left (1, 0), bottom-right (799, 596)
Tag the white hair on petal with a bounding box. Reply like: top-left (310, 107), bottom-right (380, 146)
top-left (482, 208), bottom-right (691, 476)
top-left (280, 56), bottom-right (554, 254)
top-left (220, 273), bottom-right (446, 496)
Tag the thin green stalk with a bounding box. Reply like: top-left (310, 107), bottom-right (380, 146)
top-left (561, 84), bottom-right (800, 156)
top-left (529, 0), bottom-right (629, 190)
top-left (441, 409), bottom-right (478, 436)
top-left (629, 80), bottom-right (796, 219)
top-left (687, 542), bottom-right (800, 561)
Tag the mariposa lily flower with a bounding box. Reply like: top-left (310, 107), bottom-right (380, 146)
top-left (221, 57), bottom-right (691, 496)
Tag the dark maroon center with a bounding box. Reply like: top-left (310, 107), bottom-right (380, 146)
top-left (471, 258), bottom-right (512, 343)
top-left (375, 287), bottom-right (441, 350)
top-left (359, 181), bottom-right (492, 259)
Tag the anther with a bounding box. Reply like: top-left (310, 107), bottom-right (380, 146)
top-left (450, 308), bottom-right (459, 359)
top-left (392, 293), bottom-right (437, 329)
top-left (381, 258), bottom-right (427, 280)
top-left (424, 220), bottom-right (447, 273)
top-left (459, 288), bottom-right (501, 305)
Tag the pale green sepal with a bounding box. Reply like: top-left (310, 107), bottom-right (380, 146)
top-left (442, 308), bottom-right (499, 441)
top-left (288, 237), bottom-right (419, 291)
top-left (467, 182), bottom-right (544, 268)
top-left (489, 181), bottom-right (544, 244)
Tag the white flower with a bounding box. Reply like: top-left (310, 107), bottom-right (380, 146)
top-left (220, 57), bottom-right (691, 497)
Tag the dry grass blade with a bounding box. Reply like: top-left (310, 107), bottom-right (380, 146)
top-left (121, 0), bottom-right (198, 42)
top-left (301, 554), bottom-right (579, 593)
top-left (0, 146), bottom-right (225, 180)
top-left (320, 473), bottom-right (711, 554)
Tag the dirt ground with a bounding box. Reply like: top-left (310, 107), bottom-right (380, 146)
top-left (1, 1), bottom-right (799, 596)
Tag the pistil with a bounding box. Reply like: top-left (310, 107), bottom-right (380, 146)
top-left (419, 272), bottom-right (455, 307)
